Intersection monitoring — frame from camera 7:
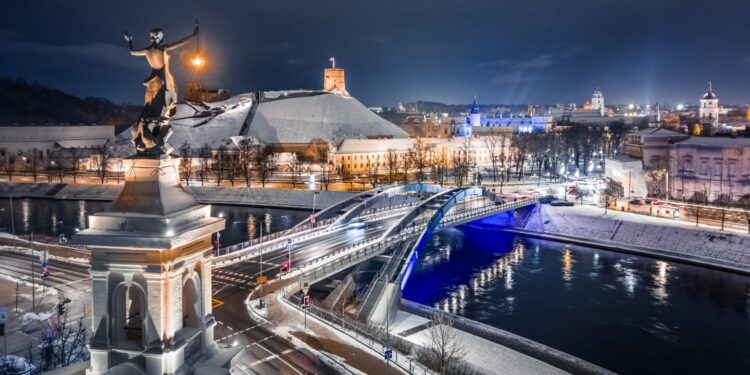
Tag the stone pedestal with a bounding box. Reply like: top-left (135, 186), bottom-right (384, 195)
top-left (74, 156), bottom-right (225, 375)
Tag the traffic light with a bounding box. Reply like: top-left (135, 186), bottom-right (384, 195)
top-left (280, 262), bottom-right (289, 272)
top-left (41, 266), bottom-right (49, 278)
top-left (56, 303), bottom-right (65, 316)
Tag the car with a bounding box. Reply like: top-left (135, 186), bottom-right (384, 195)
top-left (348, 219), bottom-right (366, 228)
top-left (550, 200), bottom-right (575, 207)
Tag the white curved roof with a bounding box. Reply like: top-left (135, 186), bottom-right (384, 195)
top-left (118, 91), bottom-right (407, 152)
top-left (246, 92), bottom-right (407, 144)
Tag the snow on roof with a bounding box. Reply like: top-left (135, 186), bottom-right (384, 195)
top-left (246, 92), bottom-right (408, 144)
top-left (335, 138), bottom-right (413, 153)
top-left (168, 94), bottom-right (255, 149)
top-left (675, 137), bottom-right (750, 148)
top-left (636, 127), bottom-right (686, 138)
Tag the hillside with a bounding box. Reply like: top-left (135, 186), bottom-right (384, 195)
top-left (0, 78), bottom-right (139, 133)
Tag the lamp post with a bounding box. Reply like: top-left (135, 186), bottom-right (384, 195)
top-left (311, 191), bottom-right (319, 227)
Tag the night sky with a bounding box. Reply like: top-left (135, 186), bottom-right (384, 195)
top-left (2, 0), bottom-right (750, 106)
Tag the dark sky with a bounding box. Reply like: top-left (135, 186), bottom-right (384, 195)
top-left (2, 0), bottom-right (750, 107)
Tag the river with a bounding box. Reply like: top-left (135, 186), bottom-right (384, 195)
top-left (0, 198), bottom-right (309, 246)
top-left (402, 221), bottom-right (750, 374)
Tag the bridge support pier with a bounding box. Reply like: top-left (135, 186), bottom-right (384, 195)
top-left (368, 282), bottom-right (401, 327)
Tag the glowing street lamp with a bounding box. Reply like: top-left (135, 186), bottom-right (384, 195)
top-left (191, 54), bottom-right (205, 70)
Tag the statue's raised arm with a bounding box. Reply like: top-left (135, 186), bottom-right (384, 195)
top-left (123, 30), bottom-right (147, 56)
top-left (163, 21), bottom-right (199, 51)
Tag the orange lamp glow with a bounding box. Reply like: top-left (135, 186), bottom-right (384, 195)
top-left (191, 55), bottom-right (205, 69)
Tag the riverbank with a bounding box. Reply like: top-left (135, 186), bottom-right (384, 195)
top-left (0, 182), bottom-right (354, 210)
top-left (513, 204), bottom-right (750, 274)
top-left (395, 300), bottom-right (613, 375)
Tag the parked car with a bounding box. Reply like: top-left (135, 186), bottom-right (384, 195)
top-left (550, 200), bottom-right (575, 207)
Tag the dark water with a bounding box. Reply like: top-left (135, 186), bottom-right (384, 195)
top-left (402, 220), bottom-right (750, 375)
top-left (0, 198), bottom-right (308, 246)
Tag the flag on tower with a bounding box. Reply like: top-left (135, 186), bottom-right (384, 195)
top-left (329, 56), bottom-right (335, 68)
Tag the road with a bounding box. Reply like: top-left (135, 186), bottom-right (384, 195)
top-left (211, 215), bottom-right (401, 374)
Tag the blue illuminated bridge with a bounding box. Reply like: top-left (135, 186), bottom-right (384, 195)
top-left (214, 183), bottom-right (537, 326)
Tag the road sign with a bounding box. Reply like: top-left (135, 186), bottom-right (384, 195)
top-left (286, 239), bottom-right (293, 251)
top-left (310, 214), bottom-right (316, 224)
top-left (384, 349), bottom-right (392, 360)
top-left (0, 307), bottom-right (7, 323)
top-left (301, 295), bottom-right (310, 309)
top-left (256, 276), bottom-right (268, 284)
top-left (301, 281), bottom-right (310, 295)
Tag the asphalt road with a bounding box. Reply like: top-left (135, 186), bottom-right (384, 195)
top-left (211, 215), bottom-right (402, 374)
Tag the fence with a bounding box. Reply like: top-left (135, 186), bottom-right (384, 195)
top-left (280, 284), bottom-right (434, 375)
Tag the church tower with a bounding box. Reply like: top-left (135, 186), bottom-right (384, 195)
top-left (699, 82), bottom-right (720, 134)
top-left (469, 97), bottom-right (481, 127)
top-left (75, 156), bottom-right (227, 374)
top-left (591, 88), bottom-right (604, 115)
top-left (323, 57), bottom-right (350, 96)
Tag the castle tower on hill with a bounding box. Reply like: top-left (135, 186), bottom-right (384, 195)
top-left (323, 57), bottom-right (350, 96)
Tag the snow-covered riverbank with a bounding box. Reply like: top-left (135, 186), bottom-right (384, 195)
top-left (514, 204), bottom-right (750, 273)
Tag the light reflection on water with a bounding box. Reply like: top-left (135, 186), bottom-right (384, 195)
top-left (403, 224), bottom-right (750, 375)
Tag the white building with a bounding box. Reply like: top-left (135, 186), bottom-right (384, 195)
top-left (669, 137), bottom-right (750, 202)
top-left (591, 88), bottom-right (604, 113)
top-left (0, 125), bottom-right (114, 156)
top-left (605, 154), bottom-right (648, 198)
top-left (453, 99), bottom-right (552, 136)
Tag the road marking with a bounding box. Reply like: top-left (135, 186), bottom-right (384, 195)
top-left (246, 348), bottom-right (296, 367)
top-left (212, 298), bottom-right (224, 309)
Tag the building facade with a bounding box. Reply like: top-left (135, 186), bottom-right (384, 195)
top-left (453, 99), bottom-right (552, 136)
top-left (668, 137), bottom-right (750, 202)
top-left (624, 128), bottom-right (689, 170)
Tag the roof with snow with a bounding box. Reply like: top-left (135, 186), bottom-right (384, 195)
top-left (636, 127), bottom-right (686, 139)
top-left (119, 91), bottom-right (408, 152)
top-left (248, 91), bottom-right (407, 144)
top-left (675, 136), bottom-right (750, 148)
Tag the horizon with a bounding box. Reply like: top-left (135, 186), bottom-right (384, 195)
top-left (2, 1), bottom-right (750, 107)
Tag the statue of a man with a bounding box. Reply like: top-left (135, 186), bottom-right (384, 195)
top-left (124, 22), bottom-right (199, 155)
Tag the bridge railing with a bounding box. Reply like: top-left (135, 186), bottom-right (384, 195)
top-left (280, 283), bottom-right (434, 375)
top-left (216, 216), bottom-right (338, 256)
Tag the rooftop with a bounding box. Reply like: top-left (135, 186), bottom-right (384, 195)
top-left (675, 136), bottom-right (750, 148)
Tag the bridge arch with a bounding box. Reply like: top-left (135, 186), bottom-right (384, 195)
top-left (395, 187), bottom-right (511, 290)
top-left (332, 183), bottom-right (447, 227)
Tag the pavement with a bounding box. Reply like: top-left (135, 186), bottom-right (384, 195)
top-left (210, 216), bottom-right (402, 374)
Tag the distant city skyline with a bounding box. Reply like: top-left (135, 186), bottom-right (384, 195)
top-left (2, 0), bottom-right (750, 107)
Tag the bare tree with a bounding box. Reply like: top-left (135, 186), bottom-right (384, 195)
top-left (430, 148), bottom-right (449, 186)
top-left (483, 130), bottom-right (506, 182)
top-left (385, 148), bottom-right (399, 182)
top-left (25, 148), bottom-right (43, 182)
top-left (400, 151), bottom-right (413, 183)
top-left (409, 137), bottom-right (429, 182)
top-left (1, 148), bottom-right (17, 181)
top-left (452, 138), bottom-right (474, 187)
top-left (238, 138), bottom-right (254, 187)
top-left (212, 145), bottom-right (229, 186)
top-left (94, 145), bottom-right (112, 184)
top-left (253, 144), bottom-right (277, 188)
top-left (47, 152), bottom-right (66, 183)
top-left (197, 143), bottom-right (212, 186)
top-left (417, 312), bottom-right (467, 375)
top-left (34, 307), bottom-right (89, 372)
top-left (179, 141), bottom-right (193, 186)
top-left (288, 152), bottom-right (304, 188)
top-left (70, 148), bottom-right (83, 184)
top-left (308, 142), bottom-right (332, 190)
top-left (366, 158), bottom-right (379, 188)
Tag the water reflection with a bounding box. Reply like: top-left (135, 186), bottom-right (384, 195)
top-left (404, 226), bottom-right (750, 375)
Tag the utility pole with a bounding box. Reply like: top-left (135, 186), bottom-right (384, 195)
top-left (259, 220), bottom-right (265, 309)
top-left (30, 230), bottom-right (35, 313)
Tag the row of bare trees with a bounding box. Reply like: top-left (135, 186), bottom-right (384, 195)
top-left (0, 147), bottom-right (107, 183)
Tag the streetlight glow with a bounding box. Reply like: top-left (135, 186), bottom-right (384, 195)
top-left (191, 54), bottom-right (205, 69)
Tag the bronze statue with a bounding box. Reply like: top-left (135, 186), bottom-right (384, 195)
top-left (124, 21), bottom-right (199, 155)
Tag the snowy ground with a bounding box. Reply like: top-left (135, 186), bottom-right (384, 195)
top-left (521, 204), bottom-right (750, 269)
top-left (390, 310), bottom-right (569, 375)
